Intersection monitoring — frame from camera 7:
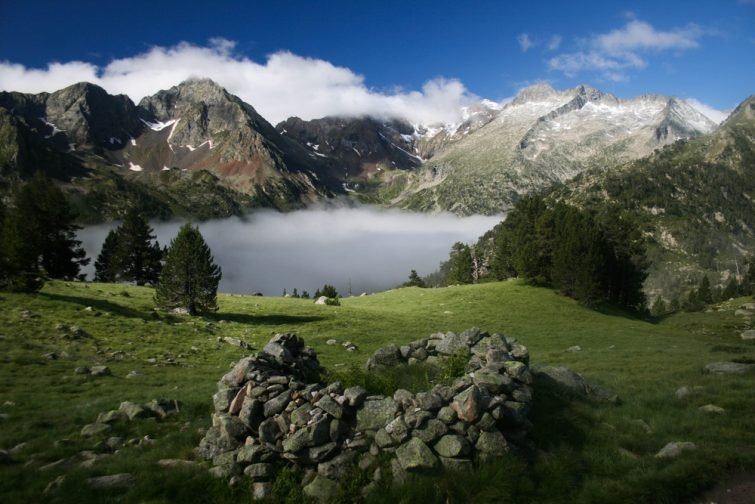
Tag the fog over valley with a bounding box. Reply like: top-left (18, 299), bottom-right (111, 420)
top-left (76, 207), bottom-right (501, 296)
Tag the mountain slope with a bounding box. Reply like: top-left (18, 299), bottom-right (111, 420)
top-left (0, 80), bottom-right (343, 222)
top-left (550, 95), bottom-right (755, 299)
top-left (392, 84), bottom-right (718, 215)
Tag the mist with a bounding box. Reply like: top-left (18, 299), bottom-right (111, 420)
top-left (76, 206), bottom-right (501, 296)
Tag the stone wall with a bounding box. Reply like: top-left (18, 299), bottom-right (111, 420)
top-left (196, 328), bottom-right (533, 500)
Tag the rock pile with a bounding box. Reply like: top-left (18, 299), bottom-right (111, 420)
top-left (196, 329), bottom-right (533, 500)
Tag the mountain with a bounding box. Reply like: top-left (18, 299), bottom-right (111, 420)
top-left (388, 84), bottom-right (718, 215)
top-left (0, 79), bottom-right (342, 222)
top-left (548, 95), bottom-right (755, 300)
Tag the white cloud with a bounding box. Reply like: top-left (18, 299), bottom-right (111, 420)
top-left (684, 98), bottom-right (730, 124)
top-left (517, 33), bottom-right (535, 52)
top-left (0, 39), bottom-right (478, 125)
top-left (547, 35), bottom-right (562, 51)
top-left (548, 19), bottom-right (705, 81)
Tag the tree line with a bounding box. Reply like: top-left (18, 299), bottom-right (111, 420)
top-left (1, 172), bottom-right (222, 315)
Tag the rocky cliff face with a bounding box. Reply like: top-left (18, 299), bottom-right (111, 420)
top-left (391, 84), bottom-right (718, 215)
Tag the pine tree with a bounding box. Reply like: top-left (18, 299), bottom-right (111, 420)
top-left (301, 290), bottom-right (310, 299)
top-left (651, 296), bottom-right (668, 316)
top-left (117, 208), bottom-right (162, 286)
top-left (721, 277), bottom-right (739, 300)
top-left (403, 270), bottom-right (426, 288)
top-left (697, 275), bottom-right (713, 305)
top-left (315, 284), bottom-right (339, 298)
top-left (447, 242), bottom-right (473, 285)
top-left (155, 223), bottom-right (222, 315)
top-left (94, 229), bottom-right (121, 282)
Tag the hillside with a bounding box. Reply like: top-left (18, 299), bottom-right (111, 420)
top-left (551, 95), bottom-right (755, 300)
top-left (390, 84), bottom-right (717, 215)
top-left (1, 280), bottom-right (753, 502)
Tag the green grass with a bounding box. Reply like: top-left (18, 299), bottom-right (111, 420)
top-left (0, 279), bottom-right (754, 503)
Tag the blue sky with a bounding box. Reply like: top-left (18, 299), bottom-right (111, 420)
top-left (0, 0), bottom-right (752, 124)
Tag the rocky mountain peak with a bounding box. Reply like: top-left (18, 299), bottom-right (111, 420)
top-left (511, 83), bottom-right (560, 105)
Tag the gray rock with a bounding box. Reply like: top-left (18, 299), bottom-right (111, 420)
top-left (698, 404), bottom-right (725, 414)
top-left (118, 401), bottom-right (152, 420)
top-left (90, 366), bottom-right (111, 377)
top-left (385, 416), bottom-right (410, 443)
top-left (96, 410), bottom-right (125, 424)
top-left (510, 343), bottom-right (529, 364)
top-left (356, 397), bottom-right (399, 431)
top-left (87, 473), bottom-right (134, 489)
top-left (403, 409), bottom-right (433, 429)
top-left (451, 386), bottom-right (483, 423)
top-left (471, 369), bottom-right (510, 394)
top-left (741, 329), bottom-right (755, 341)
top-left (157, 459), bottom-right (198, 468)
top-left (366, 345), bottom-right (401, 370)
top-left (344, 386), bottom-right (367, 407)
top-left (315, 395), bottom-right (343, 419)
top-left (674, 385), bottom-right (704, 399)
top-left (655, 441), bottom-right (696, 459)
top-left (74, 366), bottom-right (90, 374)
top-left (213, 387), bottom-right (237, 412)
top-left (308, 442), bottom-right (338, 462)
top-left (503, 361), bottom-right (532, 383)
top-left (314, 296), bottom-right (329, 305)
top-left (475, 430), bottom-right (508, 458)
top-left (263, 391), bottom-right (290, 417)
top-left (243, 463), bottom-right (275, 481)
top-left (236, 444), bottom-right (269, 464)
top-left (438, 456), bottom-right (473, 471)
top-left (252, 481), bottom-right (273, 500)
top-left (433, 434), bottom-right (471, 458)
top-left (318, 450), bottom-right (357, 479)
top-left (290, 403), bottom-right (313, 427)
top-left (704, 361), bottom-right (755, 375)
top-left (239, 397), bottom-right (264, 429)
top-left (435, 331), bottom-right (471, 356)
top-left (375, 428), bottom-right (397, 448)
top-left (437, 406), bottom-right (458, 424)
top-left (415, 392), bottom-right (443, 412)
top-left (414, 419), bottom-right (448, 444)
top-left (304, 475), bottom-right (340, 502)
top-left (81, 422), bottom-right (112, 437)
top-left (396, 437), bottom-right (439, 472)
top-left (535, 366), bottom-right (619, 403)
top-left (566, 345), bottom-right (582, 353)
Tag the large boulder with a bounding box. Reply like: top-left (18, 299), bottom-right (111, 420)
top-left (535, 366), bottom-right (619, 403)
top-left (356, 397), bottom-right (399, 431)
top-left (704, 361), bottom-right (755, 375)
top-left (396, 437), bottom-right (439, 472)
top-left (366, 345), bottom-right (401, 370)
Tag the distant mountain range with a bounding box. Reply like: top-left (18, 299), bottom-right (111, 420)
top-left (0, 79), bottom-right (724, 221)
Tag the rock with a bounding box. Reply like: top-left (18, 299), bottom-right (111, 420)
top-left (118, 401), bottom-right (152, 420)
top-left (90, 366), bottom-right (111, 377)
top-left (40, 459), bottom-right (69, 471)
top-left (435, 331), bottom-right (471, 356)
top-left (81, 422), bottom-right (112, 437)
top-left (74, 366), bottom-right (90, 374)
top-left (535, 366), bottom-right (619, 403)
top-left (308, 442), bottom-right (338, 462)
top-left (243, 463), bottom-right (275, 481)
top-left (304, 475), bottom-right (341, 501)
top-left (44, 475), bottom-right (66, 495)
top-left (157, 459), bottom-right (198, 468)
top-left (385, 416), bottom-right (410, 443)
top-left (315, 395), bottom-right (343, 419)
top-left (740, 329), bottom-right (755, 340)
top-left (0, 450), bottom-right (14, 464)
top-left (566, 345), bottom-right (582, 353)
top-left (375, 428), bottom-right (397, 448)
top-left (318, 450), bottom-right (357, 479)
top-left (396, 437), bottom-right (439, 472)
top-left (437, 406), bottom-right (457, 424)
top-left (344, 386), bottom-right (367, 407)
top-left (415, 392), bottom-right (443, 412)
top-left (698, 404), bottom-right (726, 414)
top-left (704, 361), bottom-right (755, 375)
top-left (734, 309), bottom-right (752, 317)
top-left (263, 391), bottom-right (291, 417)
top-left (366, 345), bottom-right (401, 370)
top-left (252, 481), bottom-right (273, 500)
top-left (356, 397), bottom-right (399, 431)
top-left (326, 339), bottom-right (337, 345)
top-left (433, 434), bottom-right (471, 458)
top-left (741, 303), bottom-right (755, 311)
top-left (239, 397), bottom-right (264, 429)
top-left (222, 356), bottom-right (256, 387)
top-left (438, 456), bottom-right (473, 471)
top-left (125, 370), bottom-right (140, 379)
top-left (87, 473), bottom-right (134, 489)
top-left (472, 370), bottom-right (511, 394)
top-left (503, 361), bottom-right (532, 384)
top-left (314, 296), bottom-right (330, 305)
top-left (674, 385), bottom-right (704, 399)
top-left (414, 419), bottom-right (448, 444)
top-left (96, 410), bottom-right (125, 424)
top-left (475, 430), bottom-right (508, 458)
top-left (258, 418), bottom-right (280, 445)
top-left (655, 441), bottom-right (696, 459)
top-left (451, 386), bottom-right (483, 423)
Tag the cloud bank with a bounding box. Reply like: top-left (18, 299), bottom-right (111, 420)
top-left (0, 39), bottom-right (478, 125)
top-left (76, 206), bottom-right (501, 296)
top-left (685, 98), bottom-right (730, 124)
top-left (549, 19), bottom-right (706, 81)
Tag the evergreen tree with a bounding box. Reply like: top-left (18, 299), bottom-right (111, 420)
top-left (315, 284), bottom-right (339, 298)
top-left (94, 229), bottom-right (121, 282)
top-left (117, 208), bottom-right (162, 286)
top-left (721, 277), bottom-right (739, 300)
top-left (0, 172), bottom-right (88, 290)
top-left (301, 290), bottom-right (310, 299)
top-left (669, 298), bottom-right (681, 312)
top-left (697, 275), bottom-right (713, 305)
top-left (740, 256), bottom-right (755, 296)
top-left (447, 242), bottom-right (473, 285)
top-left (403, 270), bottom-right (426, 288)
top-left (292, 288), bottom-right (299, 298)
top-left (651, 296), bottom-right (668, 316)
top-left (155, 224), bottom-right (222, 315)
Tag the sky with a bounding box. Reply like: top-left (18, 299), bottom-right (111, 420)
top-left (0, 0), bottom-right (753, 125)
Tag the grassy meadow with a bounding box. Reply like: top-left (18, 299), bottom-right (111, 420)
top-left (0, 279), bottom-right (753, 503)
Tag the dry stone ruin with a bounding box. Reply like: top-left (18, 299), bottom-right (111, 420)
top-left (196, 328), bottom-right (533, 500)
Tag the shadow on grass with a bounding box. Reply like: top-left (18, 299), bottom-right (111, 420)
top-left (207, 312), bottom-right (326, 326)
top-left (38, 292), bottom-right (150, 320)
top-left (529, 374), bottom-right (591, 451)
top-left (594, 302), bottom-right (651, 323)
